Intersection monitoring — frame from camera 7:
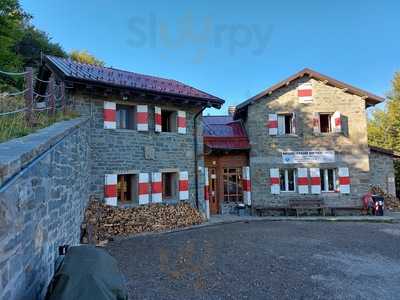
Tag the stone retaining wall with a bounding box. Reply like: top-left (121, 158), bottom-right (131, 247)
top-left (0, 117), bottom-right (90, 300)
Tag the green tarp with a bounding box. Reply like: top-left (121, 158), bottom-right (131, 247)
top-left (46, 245), bottom-right (128, 300)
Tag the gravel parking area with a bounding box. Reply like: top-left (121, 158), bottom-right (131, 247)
top-left (106, 221), bottom-right (400, 300)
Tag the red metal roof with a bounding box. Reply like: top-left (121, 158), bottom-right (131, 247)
top-left (203, 116), bottom-right (250, 150)
top-left (44, 55), bottom-right (224, 106)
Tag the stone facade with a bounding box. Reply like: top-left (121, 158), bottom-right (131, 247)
top-left (0, 118), bottom-right (90, 300)
top-left (369, 150), bottom-right (396, 195)
top-left (71, 91), bottom-right (206, 213)
top-left (244, 77), bottom-right (371, 207)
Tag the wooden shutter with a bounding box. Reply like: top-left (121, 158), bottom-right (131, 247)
top-left (242, 166), bottom-right (251, 205)
top-left (179, 171), bottom-right (189, 200)
top-left (310, 168), bottom-right (321, 194)
top-left (298, 82), bottom-right (313, 103)
top-left (151, 172), bottom-right (162, 203)
top-left (177, 111), bottom-right (186, 134)
top-left (268, 114), bottom-right (278, 136)
top-left (137, 105), bottom-right (148, 131)
top-left (104, 174), bottom-right (117, 206)
top-left (155, 106), bottom-right (162, 133)
top-left (270, 168), bottom-right (280, 194)
top-left (332, 111), bottom-right (342, 133)
top-left (292, 112), bottom-right (296, 134)
top-left (297, 168), bottom-right (309, 194)
top-left (104, 101), bottom-right (116, 129)
top-left (338, 167), bottom-right (350, 194)
top-left (313, 112), bottom-right (320, 134)
top-left (138, 173), bottom-right (149, 204)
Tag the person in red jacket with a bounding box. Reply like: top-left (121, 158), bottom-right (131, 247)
top-left (362, 192), bottom-right (374, 215)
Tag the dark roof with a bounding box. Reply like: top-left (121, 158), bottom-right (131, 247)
top-left (203, 116), bottom-right (250, 150)
top-left (42, 55), bottom-right (224, 107)
top-left (369, 145), bottom-right (400, 158)
top-left (236, 68), bottom-right (384, 112)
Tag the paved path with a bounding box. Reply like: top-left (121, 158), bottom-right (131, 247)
top-left (107, 221), bottom-right (400, 299)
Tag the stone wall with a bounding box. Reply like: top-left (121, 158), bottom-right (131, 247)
top-left (245, 77), bottom-right (370, 207)
top-left (71, 92), bottom-right (206, 214)
top-left (0, 118), bottom-right (90, 300)
top-left (369, 150), bottom-right (396, 196)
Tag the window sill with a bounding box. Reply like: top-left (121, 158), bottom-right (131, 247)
top-left (314, 133), bottom-right (342, 137)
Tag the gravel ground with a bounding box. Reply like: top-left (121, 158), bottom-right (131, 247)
top-left (106, 221), bottom-right (400, 300)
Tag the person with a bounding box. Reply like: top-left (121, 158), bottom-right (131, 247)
top-left (362, 192), bottom-right (374, 215)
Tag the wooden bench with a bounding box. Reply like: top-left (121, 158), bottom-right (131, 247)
top-left (288, 199), bottom-right (327, 217)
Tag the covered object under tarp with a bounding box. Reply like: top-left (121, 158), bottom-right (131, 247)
top-left (45, 245), bottom-right (128, 300)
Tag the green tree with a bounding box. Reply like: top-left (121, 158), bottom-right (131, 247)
top-left (0, 0), bottom-right (27, 89)
top-left (368, 72), bottom-right (400, 195)
top-left (69, 50), bottom-right (104, 66)
top-left (15, 25), bottom-right (66, 68)
top-left (0, 0), bottom-right (67, 90)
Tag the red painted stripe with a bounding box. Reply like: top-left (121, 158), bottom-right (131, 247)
top-left (270, 177), bottom-right (279, 185)
top-left (138, 182), bottom-right (149, 195)
top-left (204, 186), bottom-right (209, 200)
top-left (339, 177), bottom-right (350, 185)
top-left (242, 179), bottom-right (251, 191)
top-left (178, 116), bottom-right (186, 128)
top-left (137, 112), bottom-right (148, 124)
top-left (298, 89), bottom-right (312, 97)
top-left (179, 180), bottom-right (189, 191)
top-left (297, 177), bottom-right (309, 185)
top-left (104, 184), bottom-right (116, 197)
top-left (151, 182), bottom-right (162, 193)
top-left (104, 109), bottom-right (116, 122)
top-left (335, 117), bottom-right (341, 126)
top-left (310, 177), bottom-right (321, 185)
top-left (155, 113), bottom-right (162, 125)
top-left (268, 120), bottom-right (278, 129)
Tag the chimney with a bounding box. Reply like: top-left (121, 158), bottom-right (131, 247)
top-left (228, 106), bottom-right (236, 116)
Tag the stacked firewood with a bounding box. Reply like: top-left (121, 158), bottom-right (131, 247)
top-left (369, 185), bottom-right (400, 211)
top-left (81, 198), bottom-right (204, 244)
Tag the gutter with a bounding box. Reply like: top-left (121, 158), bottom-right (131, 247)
top-left (193, 105), bottom-right (210, 209)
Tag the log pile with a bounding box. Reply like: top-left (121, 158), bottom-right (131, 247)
top-left (369, 185), bottom-right (400, 211)
top-left (81, 198), bottom-right (204, 244)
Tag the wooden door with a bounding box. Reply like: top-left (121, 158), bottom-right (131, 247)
top-left (209, 168), bottom-right (219, 214)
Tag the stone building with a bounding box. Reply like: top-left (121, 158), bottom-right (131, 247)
top-left (37, 55), bottom-right (224, 215)
top-left (230, 68), bottom-right (397, 213)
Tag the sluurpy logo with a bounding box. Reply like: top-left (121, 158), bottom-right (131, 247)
top-left (126, 12), bottom-right (273, 64)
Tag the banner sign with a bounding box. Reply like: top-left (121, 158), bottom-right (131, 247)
top-left (282, 151), bottom-right (335, 164)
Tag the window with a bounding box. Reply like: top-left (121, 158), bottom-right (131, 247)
top-left (116, 104), bottom-right (136, 129)
top-left (161, 110), bottom-right (177, 132)
top-left (117, 174), bottom-right (138, 204)
top-left (223, 168), bottom-right (243, 202)
top-left (320, 169), bottom-right (337, 192)
top-left (277, 114), bottom-right (294, 135)
top-left (279, 169), bottom-right (296, 192)
top-left (319, 113), bottom-right (332, 133)
top-left (162, 172), bottom-right (178, 199)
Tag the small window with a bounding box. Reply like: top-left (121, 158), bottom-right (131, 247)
top-left (319, 113), bottom-right (332, 133)
top-left (320, 169), bottom-right (337, 192)
top-left (278, 114), bottom-right (294, 135)
top-left (161, 110), bottom-right (177, 132)
top-left (116, 104), bottom-right (136, 129)
top-left (117, 174), bottom-right (138, 204)
top-left (279, 169), bottom-right (296, 192)
top-left (162, 172), bottom-right (178, 199)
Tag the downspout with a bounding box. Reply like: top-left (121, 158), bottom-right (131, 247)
top-left (193, 104), bottom-right (209, 209)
